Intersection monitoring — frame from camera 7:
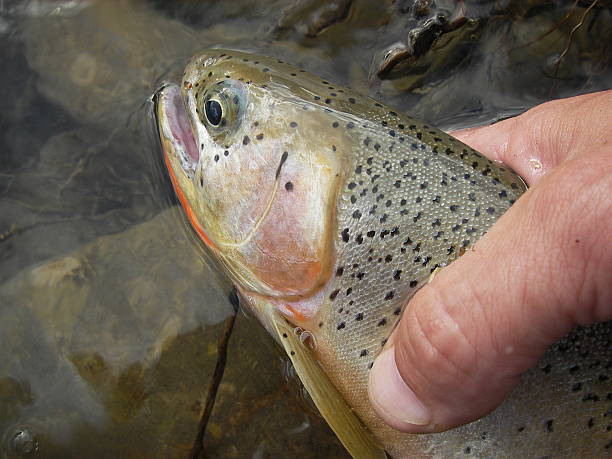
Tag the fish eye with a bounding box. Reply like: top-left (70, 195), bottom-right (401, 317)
top-left (205, 99), bottom-right (222, 126)
top-left (198, 82), bottom-right (245, 141)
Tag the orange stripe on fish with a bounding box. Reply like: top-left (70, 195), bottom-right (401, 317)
top-left (283, 304), bottom-right (307, 322)
top-left (163, 150), bottom-right (216, 250)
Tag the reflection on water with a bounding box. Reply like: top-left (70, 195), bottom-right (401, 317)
top-left (0, 0), bottom-right (609, 457)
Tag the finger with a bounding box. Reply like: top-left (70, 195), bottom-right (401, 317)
top-left (368, 141), bottom-right (612, 433)
top-left (451, 90), bottom-right (612, 186)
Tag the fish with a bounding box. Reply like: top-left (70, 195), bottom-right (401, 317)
top-left (155, 49), bottom-right (611, 458)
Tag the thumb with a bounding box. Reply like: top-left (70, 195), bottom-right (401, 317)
top-left (367, 96), bottom-right (612, 433)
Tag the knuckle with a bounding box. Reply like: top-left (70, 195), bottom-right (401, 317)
top-left (401, 284), bottom-right (482, 394)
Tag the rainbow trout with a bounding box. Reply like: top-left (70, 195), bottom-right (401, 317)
top-left (155, 50), bottom-right (611, 457)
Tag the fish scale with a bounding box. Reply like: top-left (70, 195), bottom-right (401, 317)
top-left (314, 110), bottom-right (525, 456)
top-left (155, 49), bottom-right (611, 458)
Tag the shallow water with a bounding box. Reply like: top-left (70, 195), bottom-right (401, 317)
top-left (0, 0), bottom-right (610, 457)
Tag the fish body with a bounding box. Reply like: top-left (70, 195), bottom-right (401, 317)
top-left (155, 50), bottom-right (610, 457)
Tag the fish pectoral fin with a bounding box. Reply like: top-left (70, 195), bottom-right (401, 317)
top-left (267, 311), bottom-right (387, 459)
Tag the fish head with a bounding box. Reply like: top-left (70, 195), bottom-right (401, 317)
top-left (156, 49), bottom-right (353, 299)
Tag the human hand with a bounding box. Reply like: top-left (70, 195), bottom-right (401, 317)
top-left (367, 90), bottom-right (612, 433)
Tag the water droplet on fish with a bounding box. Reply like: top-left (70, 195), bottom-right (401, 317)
top-left (528, 158), bottom-right (542, 170)
top-left (294, 326), bottom-right (317, 349)
top-left (9, 429), bottom-right (38, 456)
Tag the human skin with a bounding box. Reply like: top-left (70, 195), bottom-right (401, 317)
top-left (367, 90), bottom-right (612, 433)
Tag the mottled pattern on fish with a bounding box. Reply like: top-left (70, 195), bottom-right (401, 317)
top-left (156, 49), bottom-right (612, 457)
top-left (317, 109), bottom-right (523, 374)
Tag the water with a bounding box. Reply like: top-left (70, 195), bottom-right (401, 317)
top-left (0, 0), bottom-right (610, 457)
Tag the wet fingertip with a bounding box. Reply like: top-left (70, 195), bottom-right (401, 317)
top-left (368, 347), bottom-right (433, 432)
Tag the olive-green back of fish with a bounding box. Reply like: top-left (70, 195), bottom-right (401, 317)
top-left (158, 49), bottom-right (611, 457)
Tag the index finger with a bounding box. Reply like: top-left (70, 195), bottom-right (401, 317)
top-left (451, 90), bottom-right (612, 186)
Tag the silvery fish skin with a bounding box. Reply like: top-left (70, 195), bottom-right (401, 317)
top-left (155, 50), bottom-right (611, 457)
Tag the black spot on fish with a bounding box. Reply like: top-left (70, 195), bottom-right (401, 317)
top-left (285, 181), bottom-right (293, 191)
top-left (256, 133), bottom-right (264, 140)
top-left (276, 152), bottom-right (288, 179)
top-left (545, 420), bottom-right (554, 432)
top-left (355, 312), bottom-right (364, 321)
top-left (341, 228), bottom-right (350, 242)
top-left (330, 289), bottom-right (340, 301)
top-left (378, 318), bottom-right (387, 326)
top-left (214, 154), bottom-right (219, 162)
top-left (393, 270), bottom-right (402, 280)
top-left (409, 280), bottom-right (418, 288)
top-left (337, 322), bottom-right (346, 330)
top-left (347, 122), bottom-right (355, 129)
top-left (384, 291), bottom-right (394, 300)
top-left (332, 121), bottom-right (339, 128)
top-left (243, 136), bottom-right (250, 145)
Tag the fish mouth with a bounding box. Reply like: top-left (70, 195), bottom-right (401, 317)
top-left (155, 84), bottom-right (200, 174)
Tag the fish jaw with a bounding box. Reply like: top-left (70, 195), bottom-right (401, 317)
top-left (156, 84), bottom-right (216, 249)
